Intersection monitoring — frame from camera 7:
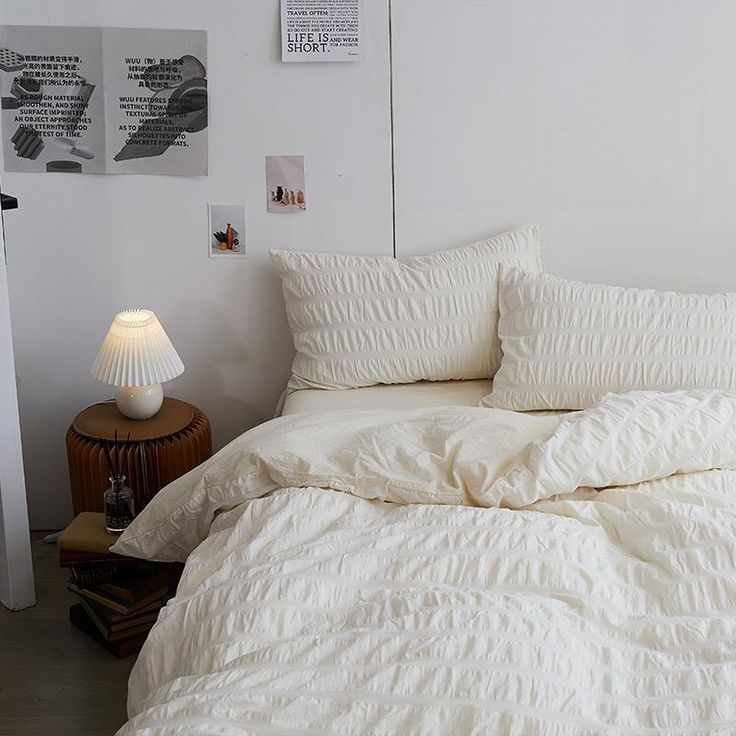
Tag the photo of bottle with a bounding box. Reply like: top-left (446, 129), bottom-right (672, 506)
top-left (266, 156), bottom-right (307, 214)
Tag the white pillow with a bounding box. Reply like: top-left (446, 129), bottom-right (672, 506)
top-left (271, 225), bottom-right (542, 391)
top-left (483, 268), bottom-right (736, 411)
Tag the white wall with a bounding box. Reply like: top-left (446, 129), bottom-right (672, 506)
top-left (6, 0), bottom-right (736, 529)
top-left (391, 0), bottom-right (736, 294)
top-left (0, 0), bottom-right (393, 529)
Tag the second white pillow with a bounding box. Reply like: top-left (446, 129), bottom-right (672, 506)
top-left (483, 268), bottom-right (736, 411)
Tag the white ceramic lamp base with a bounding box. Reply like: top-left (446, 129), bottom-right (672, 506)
top-left (115, 384), bottom-right (163, 420)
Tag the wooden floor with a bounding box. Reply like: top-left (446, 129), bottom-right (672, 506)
top-left (0, 533), bottom-right (135, 736)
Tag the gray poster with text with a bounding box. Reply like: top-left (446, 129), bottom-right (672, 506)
top-left (0, 25), bottom-right (207, 175)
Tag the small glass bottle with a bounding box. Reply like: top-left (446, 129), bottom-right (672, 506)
top-left (104, 475), bottom-right (135, 534)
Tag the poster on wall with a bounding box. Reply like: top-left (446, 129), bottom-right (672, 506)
top-left (0, 25), bottom-right (207, 175)
top-left (281, 0), bottom-right (361, 62)
top-left (208, 203), bottom-right (246, 258)
top-left (266, 155), bottom-right (306, 213)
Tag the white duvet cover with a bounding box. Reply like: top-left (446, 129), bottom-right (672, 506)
top-left (113, 390), bottom-right (736, 735)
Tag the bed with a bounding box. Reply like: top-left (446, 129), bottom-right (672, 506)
top-left (112, 228), bottom-right (736, 734)
top-left (112, 385), bottom-right (736, 735)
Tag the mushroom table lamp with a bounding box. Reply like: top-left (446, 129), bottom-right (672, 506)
top-left (91, 309), bottom-right (185, 420)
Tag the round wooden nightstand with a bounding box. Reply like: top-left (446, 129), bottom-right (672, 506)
top-left (66, 398), bottom-right (212, 515)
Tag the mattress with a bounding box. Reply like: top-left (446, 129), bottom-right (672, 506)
top-left (281, 379), bottom-right (492, 415)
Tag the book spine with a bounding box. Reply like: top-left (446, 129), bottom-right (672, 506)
top-left (69, 561), bottom-right (156, 587)
top-left (59, 553), bottom-right (144, 568)
top-left (69, 604), bottom-right (147, 658)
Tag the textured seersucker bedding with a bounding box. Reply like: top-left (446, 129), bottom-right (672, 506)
top-left (113, 390), bottom-right (736, 735)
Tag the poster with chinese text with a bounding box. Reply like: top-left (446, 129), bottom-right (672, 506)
top-left (0, 25), bottom-right (207, 175)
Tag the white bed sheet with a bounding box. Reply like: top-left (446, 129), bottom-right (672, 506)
top-left (281, 379), bottom-right (491, 414)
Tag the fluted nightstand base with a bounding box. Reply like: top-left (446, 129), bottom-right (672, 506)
top-left (66, 398), bottom-right (212, 514)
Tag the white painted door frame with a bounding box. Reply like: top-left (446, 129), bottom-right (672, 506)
top-left (0, 196), bottom-right (35, 611)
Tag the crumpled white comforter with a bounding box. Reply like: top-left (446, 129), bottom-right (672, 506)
top-left (113, 390), bottom-right (736, 735)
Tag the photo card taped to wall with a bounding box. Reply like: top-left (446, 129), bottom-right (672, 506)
top-left (208, 203), bottom-right (246, 258)
top-left (266, 155), bottom-right (306, 213)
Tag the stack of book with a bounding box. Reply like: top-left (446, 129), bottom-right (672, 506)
top-left (59, 512), bottom-right (173, 658)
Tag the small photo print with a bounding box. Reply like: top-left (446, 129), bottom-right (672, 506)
top-left (266, 154), bottom-right (306, 213)
top-left (209, 204), bottom-right (246, 258)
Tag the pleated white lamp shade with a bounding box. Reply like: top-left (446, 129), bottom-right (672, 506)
top-left (91, 309), bottom-right (184, 387)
